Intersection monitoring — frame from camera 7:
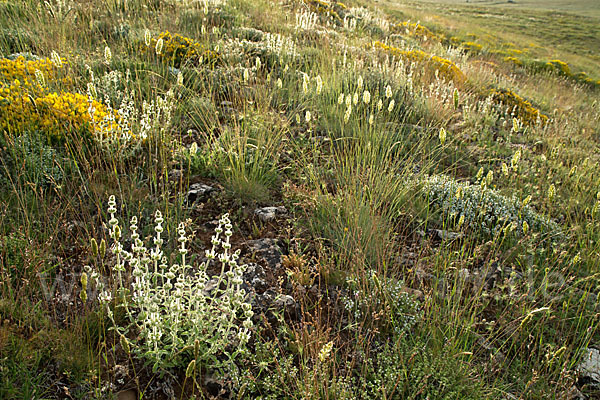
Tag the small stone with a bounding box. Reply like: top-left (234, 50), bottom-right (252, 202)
top-left (432, 229), bottom-right (463, 241)
top-left (117, 390), bottom-right (136, 400)
top-left (243, 263), bottom-right (268, 292)
top-left (168, 169), bottom-right (183, 182)
top-left (274, 294), bottom-right (296, 312)
top-left (577, 348), bottom-right (600, 390)
top-left (254, 206), bottom-right (287, 222)
top-left (186, 183), bottom-right (216, 204)
top-left (246, 238), bottom-right (282, 269)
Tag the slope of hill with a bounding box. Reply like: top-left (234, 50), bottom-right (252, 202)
top-left (1, 0), bottom-right (599, 398)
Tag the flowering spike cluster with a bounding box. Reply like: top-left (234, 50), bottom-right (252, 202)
top-left (90, 198), bottom-right (253, 373)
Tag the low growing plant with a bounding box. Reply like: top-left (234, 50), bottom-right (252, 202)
top-left (89, 196), bottom-right (254, 377)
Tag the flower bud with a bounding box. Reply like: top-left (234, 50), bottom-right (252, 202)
top-left (99, 239), bottom-right (106, 258)
top-left (90, 238), bottom-right (98, 257)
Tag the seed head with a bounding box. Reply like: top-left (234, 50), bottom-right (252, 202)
top-left (388, 99), bottom-right (395, 112)
top-left (144, 29), bottom-right (151, 47)
top-left (438, 127), bottom-right (446, 145)
top-left (362, 90), bottom-right (371, 104)
top-left (385, 85), bottom-right (393, 98)
top-left (51, 50), bottom-right (62, 67)
top-left (104, 46), bottom-right (112, 63)
top-left (155, 38), bottom-right (164, 55)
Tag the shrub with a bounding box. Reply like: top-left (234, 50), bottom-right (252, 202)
top-left (0, 83), bottom-right (118, 141)
top-left (461, 41), bottom-right (483, 53)
top-left (89, 198), bottom-right (254, 375)
top-left (351, 338), bottom-right (488, 399)
top-left (394, 21), bottom-right (443, 42)
top-left (146, 31), bottom-right (220, 68)
top-left (489, 88), bottom-right (548, 126)
top-left (422, 174), bottom-right (561, 239)
top-left (306, 0), bottom-right (348, 23)
top-left (504, 56), bottom-right (522, 66)
top-left (0, 56), bottom-right (123, 141)
top-left (373, 41), bottom-right (466, 85)
top-left (0, 55), bottom-right (63, 84)
top-left (341, 270), bottom-right (420, 336)
top-left (546, 59), bottom-right (571, 77)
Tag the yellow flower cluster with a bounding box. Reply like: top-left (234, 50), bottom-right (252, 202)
top-left (306, 0), bottom-right (347, 22)
top-left (505, 57), bottom-right (600, 87)
top-left (489, 88), bottom-right (549, 126)
top-left (546, 59), bottom-right (571, 76)
top-left (574, 71), bottom-right (600, 86)
top-left (0, 56), bottom-right (119, 141)
top-left (373, 41), bottom-right (466, 85)
top-left (503, 56), bottom-right (522, 66)
top-left (148, 31), bottom-right (220, 67)
top-left (395, 22), bottom-right (442, 42)
top-left (461, 41), bottom-right (483, 53)
top-left (0, 56), bottom-right (61, 83)
top-left (544, 60), bottom-right (600, 87)
top-left (1, 85), bottom-right (114, 141)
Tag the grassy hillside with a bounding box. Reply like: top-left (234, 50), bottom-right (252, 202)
top-left (1, 0), bottom-right (599, 399)
top-left (407, 0), bottom-right (600, 18)
top-left (391, 0), bottom-right (600, 76)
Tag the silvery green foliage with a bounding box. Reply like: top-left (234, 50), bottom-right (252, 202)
top-left (342, 270), bottom-right (420, 336)
top-left (422, 174), bottom-right (560, 238)
top-left (92, 196), bottom-right (253, 374)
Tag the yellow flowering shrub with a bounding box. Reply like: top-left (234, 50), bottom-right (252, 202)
top-left (394, 21), bottom-right (443, 42)
top-left (0, 56), bottom-right (70, 94)
top-left (489, 88), bottom-right (548, 126)
top-left (0, 56), bottom-right (61, 83)
top-left (546, 59), bottom-right (571, 77)
top-left (306, 0), bottom-right (347, 22)
top-left (373, 41), bottom-right (466, 85)
top-left (507, 48), bottom-right (523, 56)
top-left (0, 56), bottom-right (121, 141)
top-left (1, 86), bottom-right (116, 141)
top-left (524, 58), bottom-right (599, 88)
top-left (573, 71), bottom-right (599, 86)
top-left (461, 41), bottom-right (483, 53)
top-left (504, 56), bottom-right (522, 66)
top-left (148, 31), bottom-right (220, 67)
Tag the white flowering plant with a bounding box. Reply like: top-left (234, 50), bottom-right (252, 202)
top-left (88, 196), bottom-right (253, 376)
